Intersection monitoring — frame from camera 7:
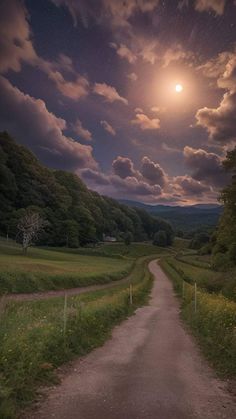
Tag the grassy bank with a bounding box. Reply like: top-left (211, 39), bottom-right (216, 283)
top-left (0, 255), bottom-right (155, 418)
top-left (0, 241), bottom-right (134, 294)
top-left (166, 256), bottom-right (236, 301)
top-left (160, 258), bottom-right (236, 377)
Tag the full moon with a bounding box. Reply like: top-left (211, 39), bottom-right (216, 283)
top-left (175, 83), bottom-right (183, 93)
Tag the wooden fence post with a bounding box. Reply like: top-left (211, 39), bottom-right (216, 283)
top-left (129, 284), bottom-right (133, 305)
top-left (63, 293), bottom-right (68, 337)
top-left (182, 281), bottom-right (185, 299)
top-left (194, 282), bottom-right (197, 313)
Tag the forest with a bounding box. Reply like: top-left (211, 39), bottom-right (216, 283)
top-left (0, 132), bottom-right (173, 248)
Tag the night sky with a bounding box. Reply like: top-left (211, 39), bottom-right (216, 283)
top-left (1, 0), bottom-right (236, 205)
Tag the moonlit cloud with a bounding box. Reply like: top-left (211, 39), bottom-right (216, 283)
top-left (93, 82), bottom-right (128, 105)
top-left (131, 113), bottom-right (160, 130)
top-left (141, 156), bottom-right (167, 186)
top-left (195, 0), bottom-right (226, 15)
top-left (0, 76), bottom-right (97, 171)
top-left (110, 42), bottom-right (137, 63)
top-left (72, 118), bottom-right (92, 141)
top-left (100, 120), bottom-right (116, 136)
top-left (127, 72), bottom-right (138, 81)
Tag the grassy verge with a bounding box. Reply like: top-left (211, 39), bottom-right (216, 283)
top-left (160, 258), bottom-right (236, 378)
top-left (0, 255), bottom-right (156, 418)
top-left (0, 242), bottom-right (134, 294)
top-left (166, 256), bottom-right (236, 301)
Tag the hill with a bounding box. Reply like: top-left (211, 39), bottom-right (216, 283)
top-left (0, 132), bottom-right (173, 246)
top-left (119, 200), bottom-right (223, 232)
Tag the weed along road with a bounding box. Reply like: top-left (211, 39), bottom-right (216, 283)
top-left (27, 260), bottom-right (236, 419)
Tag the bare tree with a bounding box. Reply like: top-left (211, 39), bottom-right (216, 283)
top-left (17, 212), bottom-right (47, 254)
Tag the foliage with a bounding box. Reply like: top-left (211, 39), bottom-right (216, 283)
top-left (123, 231), bottom-right (133, 246)
top-left (17, 211), bottom-right (47, 254)
top-left (160, 259), bottom-right (236, 377)
top-left (153, 230), bottom-right (167, 247)
top-left (0, 256), bottom-right (154, 418)
top-left (0, 132), bottom-right (174, 248)
top-left (213, 147), bottom-right (236, 267)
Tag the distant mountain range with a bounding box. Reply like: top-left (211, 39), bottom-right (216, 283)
top-left (119, 200), bottom-right (223, 232)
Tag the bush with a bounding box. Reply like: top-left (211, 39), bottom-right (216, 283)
top-left (153, 230), bottom-right (167, 247)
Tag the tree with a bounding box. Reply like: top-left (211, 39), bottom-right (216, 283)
top-left (153, 230), bottom-right (167, 247)
top-left (124, 232), bottom-right (133, 246)
top-left (17, 211), bottom-right (47, 254)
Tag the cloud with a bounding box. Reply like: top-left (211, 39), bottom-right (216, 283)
top-left (195, 0), bottom-right (226, 15)
top-left (0, 0), bottom-right (37, 73)
top-left (127, 72), bottom-right (138, 82)
top-left (174, 175), bottom-right (211, 196)
top-left (141, 156), bottom-right (167, 187)
top-left (218, 53), bottom-right (236, 90)
top-left (110, 42), bottom-right (137, 63)
top-left (162, 44), bottom-right (192, 68)
top-left (197, 51), bottom-right (233, 79)
top-left (100, 120), bottom-right (116, 136)
top-left (72, 118), bottom-right (92, 141)
top-left (111, 175), bottom-right (162, 196)
top-left (0, 76), bottom-right (97, 171)
top-left (184, 146), bottom-right (229, 187)
top-left (80, 168), bottom-right (110, 185)
top-left (196, 90), bottom-right (236, 144)
top-left (44, 67), bottom-right (89, 100)
top-left (131, 113), bottom-right (160, 130)
top-left (51, 0), bottom-right (159, 28)
top-left (93, 82), bottom-right (128, 105)
top-left (112, 156), bottom-right (137, 178)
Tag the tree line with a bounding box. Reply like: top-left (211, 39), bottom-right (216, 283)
top-left (0, 132), bottom-right (174, 248)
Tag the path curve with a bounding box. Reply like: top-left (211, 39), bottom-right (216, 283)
top-left (5, 274), bottom-right (132, 302)
top-left (24, 260), bottom-right (236, 419)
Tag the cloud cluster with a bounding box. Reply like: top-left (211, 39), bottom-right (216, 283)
top-left (141, 156), bottom-right (166, 186)
top-left (184, 146), bottom-right (229, 187)
top-left (131, 113), bottom-right (160, 130)
top-left (196, 49), bottom-right (236, 145)
top-left (0, 76), bottom-right (97, 171)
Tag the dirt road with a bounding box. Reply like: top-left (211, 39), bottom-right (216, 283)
top-left (26, 260), bottom-right (236, 419)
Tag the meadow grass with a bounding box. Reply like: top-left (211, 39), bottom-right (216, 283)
top-left (166, 256), bottom-right (236, 301)
top-left (0, 242), bottom-right (134, 294)
top-left (160, 258), bottom-right (236, 377)
top-left (0, 255), bottom-right (156, 418)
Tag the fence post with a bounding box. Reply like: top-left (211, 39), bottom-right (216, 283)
top-left (194, 282), bottom-right (197, 313)
top-left (63, 293), bottom-right (68, 337)
top-left (129, 284), bottom-right (133, 305)
top-left (182, 280), bottom-right (185, 299)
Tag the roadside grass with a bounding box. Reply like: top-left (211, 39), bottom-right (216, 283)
top-left (0, 255), bottom-right (156, 418)
top-left (0, 242), bottom-right (134, 294)
top-left (175, 253), bottom-right (211, 269)
top-left (160, 258), bottom-right (236, 377)
top-left (51, 242), bottom-right (167, 259)
top-left (166, 256), bottom-right (236, 302)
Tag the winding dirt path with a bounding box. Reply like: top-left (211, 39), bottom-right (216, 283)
top-left (24, 260), bottom-right (236, 419)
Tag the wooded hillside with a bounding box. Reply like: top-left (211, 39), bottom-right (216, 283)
top-left (0, 132), bottom-right (173, 247)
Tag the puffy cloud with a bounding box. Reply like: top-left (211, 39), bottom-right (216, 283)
top-left (184, 146), bottom-right (229, 187)
top-left (0, 76), bottom-right (97, 171)
top-left (127, 72), bottom-right (138, 82)
top-left (72, 119), bottom-right (92, 141)
top-left (138, 40), bottom-right (159, 65)
top-left (44, 68), bottom-right (89, 100)
top-left (112, 156), bottom-right (137, 178)
top-left (111, 175), bottom-right (162, 196)
top-left (197, 51), bottom-right (233, 79)
top-left (218, 54), bottom-right (236, 90)
top-left (100, 120), bottom-right (116, 136)
top-left (93, 82), bottom-right (128, 105)
top-left (131, 113), bottom-right (160, 130)
top-left (110, 42), bottom-right (137, 63)
top-left (174, 175), bottom-right (211, 196)
top-left (195, 0), bottom-right (226, 15)
top-left (141, 156), bottom-right (167, 187)
top-left (196, 90), bottom-right (236, 143)
top-left (0, 0), bottom-right (37, 73)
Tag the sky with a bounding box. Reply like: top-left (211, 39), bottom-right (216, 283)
top-left (1, 0), bottom-right (236, 206)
